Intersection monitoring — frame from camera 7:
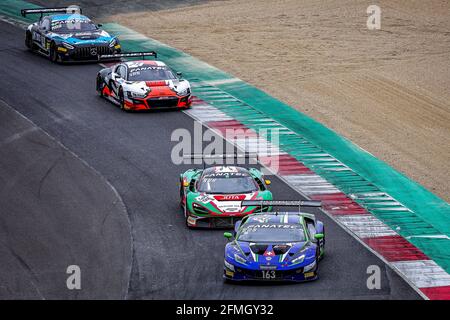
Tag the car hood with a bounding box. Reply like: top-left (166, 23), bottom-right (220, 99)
top-left (193, 192), bottom-right (261, 214)
top-left (226, 241), bottom-right (316, 269)
top-left (51, 30), bottom-right (113, 45)
top-left (124, 79), bottom-right (190, 97)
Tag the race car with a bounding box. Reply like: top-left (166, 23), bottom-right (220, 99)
top-left (96, 52), bottom-right (192, 111)
top-left (223, 200), bottom-right (325, 283)
top-left (180, 155), bottom-right (273, 228)
top-left (21, 7), bottom-right (121, 63)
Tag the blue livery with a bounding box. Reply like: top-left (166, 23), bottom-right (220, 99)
top-left (22, 7), bottom-right (121, 62)
top-left (223, 206), bottom-right (325, 282)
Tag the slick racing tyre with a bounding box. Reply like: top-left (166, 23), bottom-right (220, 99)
top-left (49, 43), bottom-right (60, 63)
top-left (118, 87), bottom-right (126, 110)
top-left (25, 31), bottom-right (34, 51)
top-left (96, 75), bottom-right (104, 97)
top-left (179, 180), bottom-right (185, 207)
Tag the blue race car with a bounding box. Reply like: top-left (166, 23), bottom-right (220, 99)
top-left (21, 7), bottom-right (121, 63)
top-left (223, 200), bottom-right (325, 282)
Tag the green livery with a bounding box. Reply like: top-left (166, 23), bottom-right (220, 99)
top-left (179, 166), bottom-right (273, 228)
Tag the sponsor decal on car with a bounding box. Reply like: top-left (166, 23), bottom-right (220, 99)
top-left (196, 194), bottom-right (212, 203)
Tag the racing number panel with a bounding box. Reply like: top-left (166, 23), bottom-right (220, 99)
top-left (31, 17), bottom-right (51, 54)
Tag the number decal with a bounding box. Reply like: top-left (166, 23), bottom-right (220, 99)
top-left (262, 270), bottom-right (276, 279)
top-left (32, 31), bottom-right (40, 42)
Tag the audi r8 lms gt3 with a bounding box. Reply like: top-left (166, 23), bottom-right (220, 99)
top-left (223, 200), bottom-right (325, 283)
top-left (96, 52), bottom-right (192, 111)
top-left (21, 7), bottom-right (121, 63)
top-left (180, 165), bottom-right (273, 229)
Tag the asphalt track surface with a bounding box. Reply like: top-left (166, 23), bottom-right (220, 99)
top-left (0, 20), bottom-right (421, 299)
top-left (0, 100), bottom-right (131, 299)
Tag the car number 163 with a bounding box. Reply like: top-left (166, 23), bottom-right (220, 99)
top-left (261, 270), bottom-right (276, 279)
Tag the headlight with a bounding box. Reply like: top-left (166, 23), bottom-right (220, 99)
top-left (234, 253), bottom-right (247, 265)
top-left (177, 87), bottom-right (190, 96)
top-left (224, 260), bottom-right (235, 271)
top-left (291, 254), bottom-right (305, 265)
top-left (109, 38), bottom-right (117, 47)
top-left (62, 42), bottom-right (74, 49)
top-left (127, 90), bottom-right (148, 99)
top-left (303, 260), bottom-right (316, 272)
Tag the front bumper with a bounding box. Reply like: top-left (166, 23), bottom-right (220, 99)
top-left (223, 263), bottom-right (318, 282)
top-left (187, 214), bottom-right (244, 228)
top-left (124, 95), bottom-right (192, 111)
top-left (223, 267), bottom-right (318, 282)
top-left (57, 44), bottom-right (121, 61)
top-left (186, 205), bottom-right (270, 229)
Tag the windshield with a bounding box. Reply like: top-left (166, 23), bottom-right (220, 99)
top-left (238, 224), bottom-right (306, 242)
top-left (128, 66), bottom-right (176, 81)
top-left (197, 173), bottom-right (258, 194)
top-left (51, 19), bottom-right (98, 33)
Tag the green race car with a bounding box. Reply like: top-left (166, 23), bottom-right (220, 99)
top-left (179, 165), bottom-right (273, 228)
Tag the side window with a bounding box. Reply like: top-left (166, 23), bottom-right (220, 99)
top-left (114, 65), bottom-right (121, 76)
top-left (191, 177), bottom-right (198, 191)
top-left (235, 217), bottom-right (248, 235)
top-left (304, 218), bottom-right (316, 239)
top-left (40, 18), bottom-right (50, 31)
top-left (253, 177), bottom-right (266, 191)
top-left (116, 65), bottom-right (127, 79)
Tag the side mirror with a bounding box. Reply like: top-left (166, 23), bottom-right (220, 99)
top-left (176, 71), bottom-right (183, 78)
top-left (183, 181), bottom-right (189, 187)
top-left (314, 233), bottom-right (324, 240)
top-left (224, 232), bottom-right (233, 240)
top-left (97, 23), bottom-right (103, 27)
top-left (265, 179), bottom-right (271, 185)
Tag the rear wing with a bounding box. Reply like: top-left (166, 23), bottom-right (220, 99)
top-left (242, 200), bottom-right (321, 214)
top-left (21, 7), bottom-right (82, 18)
top-left (98, 51), bottom-right (158, 61)
top-left (183, 153), bottom-right (258, 168)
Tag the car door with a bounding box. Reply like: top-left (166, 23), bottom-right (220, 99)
top-left (110, 64), bottom-right (126, 97)
top-left (33, 17), bottom-right (50, 52)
